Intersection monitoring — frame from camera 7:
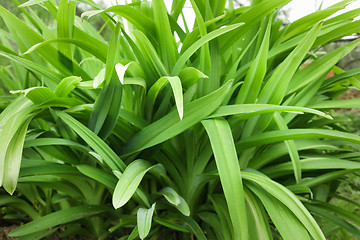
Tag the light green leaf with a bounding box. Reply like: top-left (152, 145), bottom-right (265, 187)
top-left (82, 5), bottom-right (156, 38)
top-left (178, 67), bottom-right (208, 89)
top-left (237, 129), bottom-right (360, 150)
top-left (258, 22), bottom-right (322, 106)
top-left (115, 63), bottom-right (131, 84)
top-left (57, 0), bottom-right (76, 58)
top-left (9, 205), bottom-right (106, 237)
top-left (236, 18), bottom-right (271, 104)
top-left (310, 99), bottom-right (360, 109)
top-left (243, 188), bottom-right (272, 240)
top-left (176, 195), bottom-right (191, 216)
top-left (146, 76), bottom-right (184, 120)
top-left (56, 110), bottom-right (126, 171)
top-left (76, 165), bottom-right (117, 189)
top-left (93, 68), bottom-right (106, 88)
top-left (273, 112), bottom-right (301, 183)
top-left (153, 0), bottom-right (177, 72)
top-left (0, 195), bottom-right (40, 220)
top-left (288, 39), bottom-right (360, 94)
top-left (263, 157), bottom-right (360, 178)
top-left (0, 97), bottom-right (33, 187)
top-left (21, 38), bottom-right (107, 63)
top-left (11, 87), bottom-right (57, 104)
top-left (105, 22), bottom-right (121, 82)
top-left (242, 171), bottom-right (326, 240)
top-left (55, 76), bottom-right (82, 97)
top-left (19, 0), bottom-right (46, 8)
top-left (3, 117), bottom-right (32, 194)
top-left (202, 118), bottom-right (248, 240)
top-left (172, 23), bottom-right (244, 75)
top-left (159, 187), bottom-right (180, 206)
top-left (281, 0), bottom-right (351, 41)
top-left (113, 160), bottom-right (156, 209)
top-left (122, 80), bottom-right (233, 155)
top-left (137, 203), bottom-right (156, 240)
top-left (247, 182), bottom-right (310, 240)
top-left (208, 104), bottom-right (331, 120)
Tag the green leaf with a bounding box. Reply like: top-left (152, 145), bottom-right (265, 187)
top-left (178, 67), bottom-right (208, 89)
top-left (236, 18), bottom-right (271, 104)
top-left (172, 23), bottom-right (244, 75)
top-left (176, 214), bottom-right (207, 240)
top-left (306, 203), bottom-right (360, 237)
top-left (105, 22), bottom-right (121, 82)
top-left (219, 0), bottom-right (291, 51)
top-left (113, 160), bottom-right (157, 209)
top-left (288, 39), bottom-right (360, 94)
top-left (0, 6), bottom-right (90, 80)
top-left (76, 165), bottom-right (117, 189)
top-left (19, 0), bottom-right (46, 8)
top-left (175, 196), bottom-right (191, 216)
top-left (22, 38), bottom-right (107, 63)
top-left (9, 205), bottom-right (106, 237)
top-left (281, 0), bottom-right (351, 41)
top-left (3, 117), bottom-right (32, 194)
top-left (153, 0), bottom-right (177, 72)
top-left (258, 22), bottom-right (322, 106)
top-left (88, 78), bottom-right (122, 139)
top-left (122, 80), bottom-right (233, 155)
top-left (55, 76), bottom-right (82, 98)
top-left (243, 188), bottom-right (272, 240)
top-left (82, 5), bottom-right (156, 39)
top-left (132, 30), bottom-right (168, 78)
top-left (247, 182), bottom-right (310, 240)
top-left (137, 203), bottom-right (156, 240)
top-left (273, 112), bottom-right (301, 183)
top-left (159, 187), bottom-right (180, 206)
top-left (56, 110), bottom-right (126, 171)
top-left (154, 217), bottom-right (190, 233)
top-left (0, 97), bottom-right (33, 188)
top-left (263, 157), bottom-right (360, 178)
top-left (310, 99), bottom-right (360, 109)
top-left (0, 195), bottom-right (40, 220)
top-left (301, 169), bottom-right (358, 188)
top-left (93, 68), bottom-right (106, 88)
top-left (242, 171), bottom-right (326, 240)
top-left (237, 129), bottom-right (360, 150)
top-left (202, 118), bottom-right (248, 240)
top-left (208, 104), bottom-right (331, 120)
top-left (11, 87), bottom-right (57, 104)
top-left (115, 63), bottom-right (130, 84)
top-left (146, 76), bottom-right (184, 120)
top-left (57, 0), bottom-right (76, 58)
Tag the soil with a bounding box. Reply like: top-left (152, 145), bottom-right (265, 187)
top-left (0, 225), bottom-right (17, 240)
top-left (336, 89), bottom-right (360, 114)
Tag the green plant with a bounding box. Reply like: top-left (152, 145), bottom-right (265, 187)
top-left (1, 0), bottom-right (360, 239)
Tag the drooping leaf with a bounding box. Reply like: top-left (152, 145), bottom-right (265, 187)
top-left (3, 117), bottom-right (32, 194)
top-left (55, 76), bottom-right (82, 98)
top-left (112, 160), bottom-right (159, 209)
top-left (202, 118), bottom-right (248, 239)
top-left (137, 203), bottom-right (156, 239)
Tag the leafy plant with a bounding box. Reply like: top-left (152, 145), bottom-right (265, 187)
top-left (1, 0), bottom-right (360, 239)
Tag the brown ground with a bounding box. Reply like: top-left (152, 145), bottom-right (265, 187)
top-left (0, 225), bottom-right (17, 240)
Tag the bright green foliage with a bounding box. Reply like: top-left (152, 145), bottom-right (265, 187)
top-left (0, 0), bottom-right (360, 239)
